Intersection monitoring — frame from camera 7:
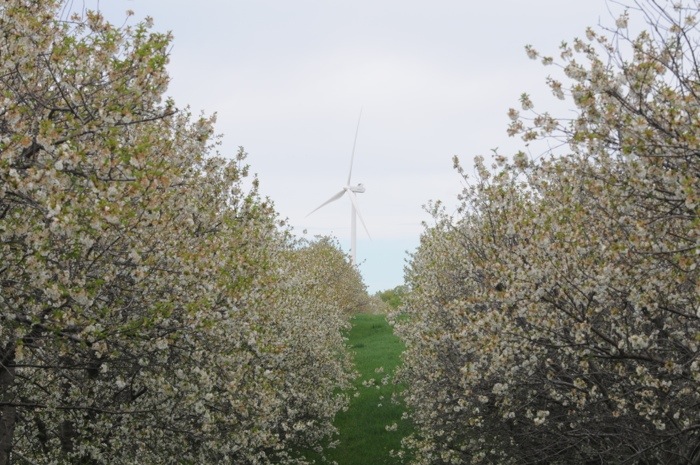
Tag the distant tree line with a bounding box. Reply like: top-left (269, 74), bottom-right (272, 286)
top-left (376, 285), bottom-right (409, 310)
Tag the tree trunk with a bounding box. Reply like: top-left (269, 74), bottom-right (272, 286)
top-left (0, 342), bottom-right (16, 465)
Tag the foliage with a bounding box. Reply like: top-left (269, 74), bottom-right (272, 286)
top-left (394, 1), bottom-right (700, 464)
top-left (0, 2), bottom-right (356, 464)
top-left (376, 285), bottom-right (409, 311)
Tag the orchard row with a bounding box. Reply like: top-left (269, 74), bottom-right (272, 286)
top-left (0, 2), bottom-right (369, 464)
top-left (394, 1), bottom-right (700, 464)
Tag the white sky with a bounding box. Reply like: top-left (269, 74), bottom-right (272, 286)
top-left (93, 0), bottom-right (618, 293)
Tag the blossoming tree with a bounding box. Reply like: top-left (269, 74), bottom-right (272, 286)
top-left (394, 1), bottom-right (699, 463)
top-left (0, 2), bottom-right (361, 464)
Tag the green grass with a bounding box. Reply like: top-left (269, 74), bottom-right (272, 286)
top-left (305, 313), bottom-right (413, 465)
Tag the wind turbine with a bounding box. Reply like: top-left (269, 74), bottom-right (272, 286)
top-left (308, 110), bottom-right (371, 266)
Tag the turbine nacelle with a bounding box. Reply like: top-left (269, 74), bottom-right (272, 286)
top-left (348, 183), bottom-right (365, 194)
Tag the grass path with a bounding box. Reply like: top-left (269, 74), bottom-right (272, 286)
top-left (321, 313), bottom-right (412, 465)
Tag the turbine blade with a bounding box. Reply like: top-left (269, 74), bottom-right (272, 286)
top-left (347, 107), bottom-right (363, 186)
top-left (346, 190), bottom-right (371, 239)
top-left (306, 189), bottom-right (346, 217)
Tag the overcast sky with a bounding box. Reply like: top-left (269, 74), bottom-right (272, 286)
top-left (93, 0), bottom-right (617, 293)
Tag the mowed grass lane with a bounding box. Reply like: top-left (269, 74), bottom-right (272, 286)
top-left (323, 313), bottom-right (412, 465)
